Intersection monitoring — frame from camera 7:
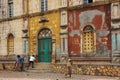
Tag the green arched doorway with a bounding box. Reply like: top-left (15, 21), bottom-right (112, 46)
top-left (38, 28), bottom-right (52, 62)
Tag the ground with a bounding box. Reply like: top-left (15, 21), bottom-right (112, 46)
top-left (0, 70), bottom-right (119, 80)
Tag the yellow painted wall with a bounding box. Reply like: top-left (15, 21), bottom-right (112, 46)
top-left (28, 11), bottom-right (60, 54)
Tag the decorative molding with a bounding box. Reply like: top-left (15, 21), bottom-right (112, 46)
top-left (39, 17), bottom-right (49, 23)
top-left (60, 24), bottom-right (68, 28)
top-left (22, 29), bottom-right (28, 33)
top-left (0, 10), bottom-right (59, 22)
top-left (111, 18), bottom-right (120, 22)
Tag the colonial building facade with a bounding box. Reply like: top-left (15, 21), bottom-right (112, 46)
top-left (0, 0), bottom-right (120, 63)
top-left (0, 0), bottom-right (120, 77)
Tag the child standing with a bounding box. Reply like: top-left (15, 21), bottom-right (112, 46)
top-left (65, 58), bottom-right (72, 78)
top-left (14, 55), bottom-right (20, 71)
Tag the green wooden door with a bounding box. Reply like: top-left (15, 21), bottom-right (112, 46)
top-left (38, 38), bottom-right (52, 62)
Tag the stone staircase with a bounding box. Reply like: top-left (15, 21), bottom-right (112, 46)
top-left (27, 62), bottom-right (53, 73)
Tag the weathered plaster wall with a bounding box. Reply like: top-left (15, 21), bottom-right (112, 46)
top-left (0, 0), bottom-right (23, 18)
top-left (68, 0), bottom-right (83, 6)
top-left (0, 0), bottom-right (8, 19)
top-left (0, 19), bottom-right (24, 55)
top-left (14, 0), bottom-right (23, 16)
top-left (68, 5), bottom-right (111, 57)
top-left (48, 0), bottom-right (60, 10)
top-left (28, 0), bottom-right (40, 14)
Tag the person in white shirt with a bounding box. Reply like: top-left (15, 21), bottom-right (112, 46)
top-left (27, 55), bottom-right (35, 70)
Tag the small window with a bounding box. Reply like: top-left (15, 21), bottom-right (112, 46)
top-left (113, 4), bottom-right (119, 18)
top-left (83, 0), bottom-right (93, 4)
top-left (8, 0), bottom-right (13, 17)
top-left (61, 11), bottom-right (67, 25)
top-left (88, 0), bottom-right (93, 3)
top-left (41, 0), bottom-right (48, 12)
top-left (24, 40), bottom-right (28, 54)
top-left (0, 0), bottom-right (1, 8)
top-left (61, 0), bottom-right (67, 7)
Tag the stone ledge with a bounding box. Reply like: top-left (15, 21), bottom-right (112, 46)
top-left (0, 63), bottom-right (28, 71)
top-left (56, 62), bottom-right (120, 66)
top-left (53, 64), bottom-right (120, 77)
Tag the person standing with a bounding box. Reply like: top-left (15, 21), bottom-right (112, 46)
top-left (14, 55), bottom-right (20, 71)
top-left (19, 55), bottom-right (24, 71)
top-left (65, 58), bottom-right (73, 78)
top-left (27, 55), bottom-right (35, 69)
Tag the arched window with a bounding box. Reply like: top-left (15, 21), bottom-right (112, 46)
top-left (82, 25), bottom-right (94, 53)
top-left (7, 34), bottom-right (14, 54)
top-left (38, 28), bottom-right (52, 39)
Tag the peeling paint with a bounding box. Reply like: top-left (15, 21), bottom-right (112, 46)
top-left (69, 30), bottom-right (80, 37)
top-left (96, 43), bottom-right (110, 57)
top-left (79, 9), bottom-right (105, 29)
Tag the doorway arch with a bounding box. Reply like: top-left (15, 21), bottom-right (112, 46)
top-left (38, 28), bottom-right (52, 62)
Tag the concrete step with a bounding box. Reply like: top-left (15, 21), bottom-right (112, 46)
top-left (35, 63), bottom-right (52, 68)
top-left (27, 69), bottom-right (53, 73)
top-left (27, 62), bottom-right (53, 73)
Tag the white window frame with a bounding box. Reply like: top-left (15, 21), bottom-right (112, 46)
top-left (8, 0), bottom-right (13, 17)
top-left (61, 11), bottom-right (67, 26)
top-left (112, 3), bottom-right (119, 18)
top-left (41, 0), bottom-right (48, 12)
top-left (61, 0), bottom-right (67, 7)
top-left (61, 37), bottom-right (68, 53)
top-left (0, 0), bottom-right (1, 8)
top-left (112, 33), bottom-right (120, 51)
top-left (83, 0), bottom-right (93, 4)
top-left (24, 40), bottom-right (28, 54)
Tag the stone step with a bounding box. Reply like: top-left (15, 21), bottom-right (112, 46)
top-left (27, 69), bottom-right (53, 73)
top-left (34, 63), bottom-right (52, 69)
top-left (27, 62), bottom-right (53, 73)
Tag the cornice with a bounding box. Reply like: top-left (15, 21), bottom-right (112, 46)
top-left (111, 18), bottom-right (120, 23)
top-left (0, 9), bottom-right (59, 22)
top-left (111, 0), bottom-right (120, 3)
top-left (0, 15), bottom-right (24, 22)
top-left (29, 9), bottom-right (59, 18)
